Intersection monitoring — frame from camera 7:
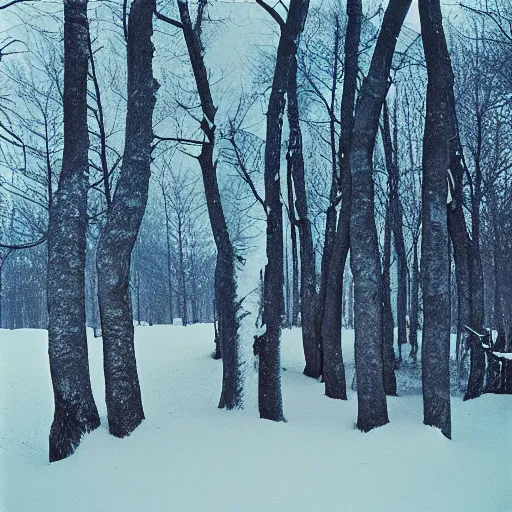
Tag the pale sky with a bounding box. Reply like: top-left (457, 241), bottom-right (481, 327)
top-left (406, 0), bottom-right (421, 31)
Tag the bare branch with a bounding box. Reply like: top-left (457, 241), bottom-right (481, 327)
top-left (255, 0), bottom-right (285, 30)
top-left (155, 10), bottom-right (184, 29)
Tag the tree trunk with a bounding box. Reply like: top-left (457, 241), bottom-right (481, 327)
top-left (190, 250), bottom-right (199, 324)
top-left (0, 250), bottom-right (12, 329)
top-left (47, 0), bottom-right (100, 462)
top-left (390, 100), bottom-right (408, 355)
top-left (317, 20), bottom-right (340, 332)
top-left (409, 238), bottom-right (419, 361)
top-left (177, 220), bottom-right (188, 326)
top-left (96, 0), bottom-right (156, 438)
top-left (485, 193), bottom-right (502, 392)
top-left (382, 207), bottom-right (397, 396)
top-left (177, 0), bottom-right (242, 409)
top-left (287, 56), bottom-right (320, 378)
top-left (286, 161), bottom-right (300, 327)
top-left (259, 0), bottom-right (310, 421)
top-left (321, 0), bottom-right (362, 400)
top-left (381, 100), bottom-right (406, 370)
top-left (419, 0), bottom-right (452, 439)
top-left (350, 0), bottom-right (411, 432)
top-left (464, 112), bottom-right (485, 400)
top-left (162, 184), bottom-right (174, 325)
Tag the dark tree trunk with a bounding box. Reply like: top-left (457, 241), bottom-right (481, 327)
top-left (0, 250), bottom-right (12, 329)
top-left (162, 184), bottom-right (174, 325)
top-left (426, 3), bottom-right (484, 400)
top-left (177, 221), bottom-right (188, 326)
top-left (212, 297), bottom-right (222, 359)
top-left (259, 0), bottom-right (310, 422)
top-left (349, 0), bottom-right (411, 432)
top-left (382, 208), bottom-right (397, 396)
top-left (409, 238), bottom-right (420, 361)
top-left (317, 17), bottom-right (341, 332)
top-left (485, 193), bottom-right (502, 392)
top-left (464, 112), bottom-right (486, 400)
top-left (177, 0), bottom-right (241, 409)
top-left (321, 0), bottom-right (362, 400)
top-left (47, 0), bottom-right (100, 462)
top-left (347, 273), bottom-right (354, 329)
top-left (287, 57), bottom-right (320, 378)
top-left (389, 101), bottom-right (408, 354)
top-left (286, 161), bottom-right (300, 327)
top-left (291, 222), bottom-right (300, 327)
top-left (381, 100), bottom-right (404, 370)
top-left (190, 251), bottom-right (199, 324)
top-left (448, 184), bottom-right (472, 383)
top-left (382, 99), bottom-right (407, 362)
top-left (96, 0), bottom-right (156, 438)
top-left (419, 0), bottom-right (452, 439)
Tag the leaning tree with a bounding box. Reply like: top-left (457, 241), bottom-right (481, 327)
top-left (349, 0), bottom-right (411, 432)
top-left (96, 0), bottom-right (157, 438)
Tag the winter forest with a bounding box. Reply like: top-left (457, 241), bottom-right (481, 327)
top-left (0, 0), bottom-right (511, 510)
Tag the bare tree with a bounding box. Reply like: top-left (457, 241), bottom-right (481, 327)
top-left (419, 0), bottom-right (452, 439)
top-left (321, 0), bottom-right (362, 400)
top-left (169, 0), bottom-right (243, 409)
top-left (256, 0), bottom-right (310, 421)
top-left (47, 0), bottom-right (100, 462)
top-left (349, 0), bottom-right (411, 432)
top-left (287, 54), bottom-right (320, 377)
top-left (96, 0), bottom-right (157, 438)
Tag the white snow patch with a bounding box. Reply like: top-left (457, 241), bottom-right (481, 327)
top-left (492, 352), bottom-right (512, 360)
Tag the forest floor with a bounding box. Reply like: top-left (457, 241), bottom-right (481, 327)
top-left (0, 325), bottom-right (511, 512)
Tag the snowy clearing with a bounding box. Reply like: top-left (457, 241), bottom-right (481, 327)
top-left (1, 325), bottom-right (511, 512)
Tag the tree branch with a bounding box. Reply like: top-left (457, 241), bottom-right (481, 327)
top-left (0, 234), bottom-right (47, 250)
top-left (155, 10), bottom-right (184, 29)
top-left (255, 0), bottom-right (285, 30)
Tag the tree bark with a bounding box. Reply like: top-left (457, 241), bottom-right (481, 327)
top-left (96, 0), bottom-right (156, 438)
top-left (317, 18), bottom-right (341, 333)
top-left (350, 0), bottom-right (410, 432)
top-left (382, 207), bottom-right (397, 396)
top-left (286, 162), bottom-right (300, 327)
top-left (259, 0), bottom-right (310, 421)
top-left (287, 56), bottom-right (320, 378)
top-left (177, 218), bottom-right (188, 326)
top-left (464, 111), bottom-right (486, 400)
top-left (419, 0), bottom-right (452, 439)
top-left (390, 100), bottom-right (408, 355)
top-left (380, 102), bottom-right (399, 393)
top-left (485, 188), bottom-right (503, 392)
top-left (409, 238), bottom-right (420, 361)
top-left (47, 0), bottom-right (100, 462)
top-left (162, 183), bottom-right (174, 325)
top-left (177, 0), bottom-right (242, 409)
top-left (321, 0), bottom-right (362, 400)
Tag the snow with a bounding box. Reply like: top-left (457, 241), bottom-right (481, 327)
top-left (1, 325), bottom-right (511, 512)
top-left (492, 352), bottom-right (512, 361)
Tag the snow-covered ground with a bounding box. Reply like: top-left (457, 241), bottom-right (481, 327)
top-left (1, 325), bottom-right (510, 512)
